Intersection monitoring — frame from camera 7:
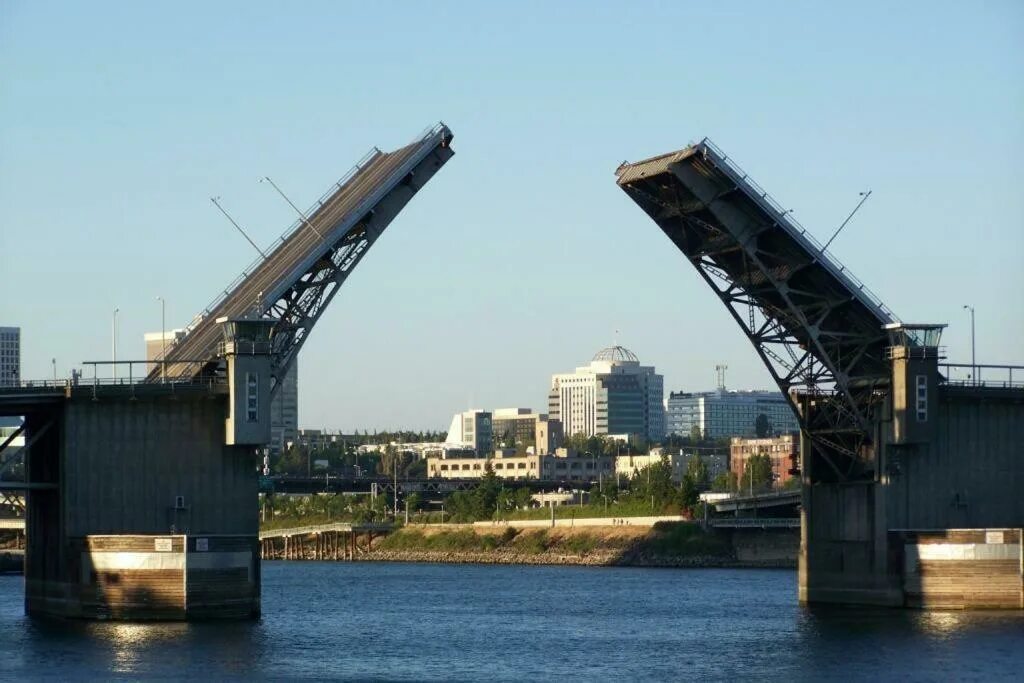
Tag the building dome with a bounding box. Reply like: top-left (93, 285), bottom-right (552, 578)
top-left (592, 345), bottom-right (638, 364)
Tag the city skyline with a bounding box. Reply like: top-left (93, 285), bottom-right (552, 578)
top-left (2, 2), bottom-right (1021, 430)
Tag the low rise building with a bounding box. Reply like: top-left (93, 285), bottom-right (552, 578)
top-left (445, 409), bottom-right (493, 456)
top-left (615, 451), bottom-right (728, 483)
top-left (730, 432), bottom-right (799, 488)
top-left (491, 407), bottom-right (563, 455)
top-left (426, 448), bottom-right (614, 483)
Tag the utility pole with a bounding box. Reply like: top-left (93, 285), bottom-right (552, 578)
top-left (963, 305), bottom-right (976, 383)
top-left (157, 296), bottom-right (166, 383)
top-left (260, 176), bottom-right (325, 240)
top-left (211, 196), bottom-right (267, 259)
top-left (112, 307), bottom-right (119, 381)
top-left (822, 190), bottom-right (872, 253)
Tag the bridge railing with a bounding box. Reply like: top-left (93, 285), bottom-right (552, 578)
top-left (190, 122), bottom-right (449, 331)
top-left (698, 138), bottom-right (899, 325)
top-left (939, 363), bottom-right (1024, 388)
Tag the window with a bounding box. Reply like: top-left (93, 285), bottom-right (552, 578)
top-left (246, 373), bottom-right (258, 422)
top-left (916, 375), bottom-right (928, 422)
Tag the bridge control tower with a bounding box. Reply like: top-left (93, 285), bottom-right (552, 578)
top-left (617, 139), bottom-right (1024, 608)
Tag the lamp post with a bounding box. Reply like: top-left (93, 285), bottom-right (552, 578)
top-left (51, 358), bottom-right (56, 383)
top-left (157, 296), bottom-right (166, 383)
top-left (112, 307), bottom-right (120, 381)
top-left (962, 305), bottom-right (976, 384)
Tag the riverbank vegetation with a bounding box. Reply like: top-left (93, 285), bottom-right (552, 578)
top-left (369, 521), bottom-right (736, 565)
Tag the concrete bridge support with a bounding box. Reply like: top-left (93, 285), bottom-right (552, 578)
top-left (799, 382), bottom-right (1024, 609)
top-left (24, 387), bottom-right (262, 619)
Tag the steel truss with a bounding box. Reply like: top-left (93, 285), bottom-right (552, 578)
top-left (149, 124), bottom-right (454, 395)
top-left (618, 144), bottom-right (895, 482)
top-left (262, 223), bottom-right (373, 394)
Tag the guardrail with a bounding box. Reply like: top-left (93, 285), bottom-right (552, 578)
top-left (192, 122), bottom-right (449, 329)
top-left (939, 363), bottom-right (1023, 389)
top-left (698, 138), bottom-right (899, 325)
top-left (709, 517), bottom-right (799, 529)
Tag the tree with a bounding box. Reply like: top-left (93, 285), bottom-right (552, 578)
top-left (712, 471), bottom-right (738, 493)
top-left (689, 425), bottom-right (703, 443)
top-left (680, 474), bottom-right (699, 513)
top-left (755, 413), bottom-right (772, 438)
top-left (686, 454), bottom-right (709, 488)
top-left (743, 452), bottom-right (774, 493)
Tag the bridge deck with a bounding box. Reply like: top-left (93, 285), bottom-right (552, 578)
top-left (157, 124), bottom-right (453, 380)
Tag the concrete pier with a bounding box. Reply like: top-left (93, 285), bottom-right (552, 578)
top-left (21, 385), bottom-right (262, 619)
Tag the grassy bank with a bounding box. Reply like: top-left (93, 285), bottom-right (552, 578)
top-left (361, 522), bottom-right (762, 567)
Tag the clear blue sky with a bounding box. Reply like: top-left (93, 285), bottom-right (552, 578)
top-left (2, 1), bottom-right (1022, 430)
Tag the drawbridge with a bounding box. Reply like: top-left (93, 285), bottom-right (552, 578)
top-left (616, 139), bottom-right (897, 483)
top-left (150, 123), bottom-right (455, 393)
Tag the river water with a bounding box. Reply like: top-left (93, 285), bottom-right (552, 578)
top-left (0, 563), bottom-right (1020, 681)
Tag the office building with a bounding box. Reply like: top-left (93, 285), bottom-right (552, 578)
top-left (143, 329), bottom-right (187, 375)
top-left (665, 389), bottom-right (799, 440)
top-left (491, 408), bottom-right (563, 455)
top-left (445, 409), bottom-right (493, 457)
top-left (548, 345), bottom-right (664, 442)
top-left (145, 329), bottom-right (298, 455)
top-left (730, 432), bottom-right (799, 488)
top-left (269, 365), bottom-right (298, 455)
top-left (0, 327), bottom-right (20, 387)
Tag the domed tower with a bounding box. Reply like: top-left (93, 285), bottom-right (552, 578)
top-left (548, 344), bottom-right (664, 442)
top-left (591, 345), bottom-right (639, 365)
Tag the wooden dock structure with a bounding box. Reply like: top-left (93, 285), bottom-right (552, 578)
top-left (259, 523), bottom-right (393, 561)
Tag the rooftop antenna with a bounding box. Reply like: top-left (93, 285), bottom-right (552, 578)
top-left (259, 176), bottom-right (325, 240)
top-left (614, 328), bottom-right (620, 347)
top-left (211, 197), bottom-right (267, 259)
top-left (821, 190), bottom-right (872, 253)
top-left (715, 364), bottom-right (728, 392)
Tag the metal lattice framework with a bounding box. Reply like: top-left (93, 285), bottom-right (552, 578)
top-left (150, 124), bottom-right (455, 395)
top-left (617, 139), bottom-right (897, 482)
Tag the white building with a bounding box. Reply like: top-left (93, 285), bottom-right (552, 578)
top-left (445, 409), bottom-right (493, 456)
top-left (427, 448), bottom-right (615, 483)
top-left (0, 327), bottom-right (20, 387)
top-left (615, 451), bottom-right (728, 484)
top-left (547, 346), bottom-right (664, 442)
top-left (665, 388), bottom-right (799, 440)
top-left (145, 329), bottom-right (297, 455)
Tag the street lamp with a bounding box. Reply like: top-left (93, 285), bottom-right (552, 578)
top-left (962, 305), bottom-right (976, 384)
top-left (112, 307), bottom-right (120, 381)
top-left (51, 358), bottom-right (56, 383)
top-left (157, 296), bottom-right (166, 383)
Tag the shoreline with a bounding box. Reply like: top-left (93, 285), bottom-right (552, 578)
top-left (260, 522), bottom-right (799, 569)
top-left (347, 549), bottom-right (795, 569)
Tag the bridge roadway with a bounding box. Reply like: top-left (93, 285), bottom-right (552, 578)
top-left (158, 124), bottom-right (451, 380)
top-left (712, 489), bottom-right (801, 514)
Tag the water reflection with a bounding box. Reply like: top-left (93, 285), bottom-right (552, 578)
top-left (1, 568), bottom-right (1020, 680)
top-left (98, 622), bottom-right (189, 674)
